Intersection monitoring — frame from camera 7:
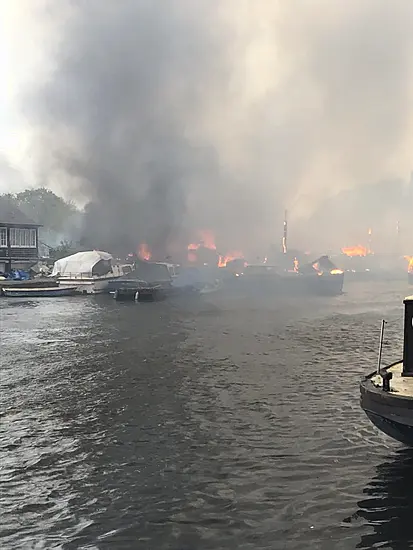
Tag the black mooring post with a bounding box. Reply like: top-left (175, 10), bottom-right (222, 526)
top-left (403, 296), bottom-right (413, 376)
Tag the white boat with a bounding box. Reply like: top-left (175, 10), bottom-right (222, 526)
top-left (2, 286), bottom-right (78, 298)
top-left (51, 250), bottom-right (133, 295)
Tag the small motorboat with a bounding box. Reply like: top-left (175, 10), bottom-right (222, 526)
top-left (2, 286), bottom-right (78, 298)
top-left (52, 250), bottom-right (133, 294)
top-left (0, 278), bottom-right (59, 296)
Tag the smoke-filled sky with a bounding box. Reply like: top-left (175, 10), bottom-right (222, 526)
top-left (3, 0), bottom-right (413, 255)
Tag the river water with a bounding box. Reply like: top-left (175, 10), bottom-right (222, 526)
top-left (1, 280), bottom-right (412, 549)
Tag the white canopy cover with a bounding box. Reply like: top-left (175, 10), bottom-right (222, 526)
top-left (52, 250), bottom-right (113, 277)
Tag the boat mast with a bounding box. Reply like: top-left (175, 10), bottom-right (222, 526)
top-left (367, 228), bottom-right (372, 255)
top-left (396, 220), bottom-right (400, 256)
top-left (282, 210), bottom-right (288, 254)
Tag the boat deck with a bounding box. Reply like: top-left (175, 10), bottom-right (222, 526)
top-left (371, 362), bottom-right (413, 397)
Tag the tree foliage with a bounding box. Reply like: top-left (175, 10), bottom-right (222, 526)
top-left (49, 240), bottom-right (77, 260)
top-left (1, 187), bottom-right (79, 232)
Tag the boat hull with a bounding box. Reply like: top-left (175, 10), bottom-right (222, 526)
top-left (360, 364), bottom-right (413, 446)
top-left (2, 286), bottom-right (78, 298)
top-left (305, 273), bottom-right (344, 296)
top-left (107, 278), bottom-right (148, 292)
top-left (0, 278), bottom-right (59, 295)
top-left (231, 272), bottom-right (344, 296)
top-left (58, 276), bottom-right (121, 294)
top-left (113, 286), bottom-right (164, 302)
top-left (363, 410), bottom-right (413, 446)
top-left (345, 269), bottom-right (405, 282)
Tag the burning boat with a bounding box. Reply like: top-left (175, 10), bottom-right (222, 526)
top-left (360, 296), bottom-right (413, 446)
top-left (340, 244), bottom-right (406, 281)
top-left (186, 230), bottom-right (243, 270)
top-left (339, 245), bottom-right (374, 279)
top-left (234, 210), bottom-right (345, 295)
top-left (235, 255), bottom-right (344, 296)
top-left (52, 250), bottom-right (133, 294)
top-left (300, 255), bottom-right (344, 295)
top-left (108, 259), bottom-right (174, 292)
top-left (109, 258), bottom-right (205, 299)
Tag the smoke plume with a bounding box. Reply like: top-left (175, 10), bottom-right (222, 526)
top-left (28, 0), bottom-right (413, 256)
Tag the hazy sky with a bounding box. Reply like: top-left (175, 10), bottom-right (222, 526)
top-left (0, 1), bottom-right (54, 192)
top-left (2, 1), bottom-right (413, 254)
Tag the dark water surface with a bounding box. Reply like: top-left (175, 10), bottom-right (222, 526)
top-left (1, 281), bottom-right (413, 549)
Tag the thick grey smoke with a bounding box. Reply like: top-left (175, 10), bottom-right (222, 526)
top-left (29, 0), bottom-right (233, 258)
top-left (28, 0), bottom-right (413, 257)
top-left (0, 153), bottom-right (25, 190)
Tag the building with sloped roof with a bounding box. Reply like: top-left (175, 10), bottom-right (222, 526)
top-left (0, 197), bottom-right (41, 273)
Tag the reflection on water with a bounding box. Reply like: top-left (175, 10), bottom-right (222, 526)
top-left (0, 281), bottom-right (412, 549)
top-left (356, 450), bottom-right (413, 550)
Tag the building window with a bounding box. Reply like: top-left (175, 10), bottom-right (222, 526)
top-left (0, 228), bottom-right (6, 247)
top-left (30, 229), bottom-right (36, 247)
top-left (10, 228), bottom-right (37, 248)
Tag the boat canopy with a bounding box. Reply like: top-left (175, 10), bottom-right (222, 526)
top-left (134, 259), bottom-right (172, 283)
top-left (52, 250), bottom-right (113, 277)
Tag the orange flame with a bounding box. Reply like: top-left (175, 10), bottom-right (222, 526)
top-left (138, 243), bottom-right (151, 261)
top-left (312, 261), bottom-right (323, 275)
top-left (330, 269), bottom-right (344, 275)
top-left (293, 257), bottom-right (299, 273)
top-left (341, 245), bottom-right (368, 257)
top-left (218, 251), bottom-right (244, 268)
top-left (405, 256), bottom-right (413, 273)
top-left (188, 229), bottom-right (217, 251)
top-left (187, 230), bottom-right (244, 267)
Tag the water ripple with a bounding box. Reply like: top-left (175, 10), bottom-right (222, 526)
top-left (0, 282), bottom-right (411, 548)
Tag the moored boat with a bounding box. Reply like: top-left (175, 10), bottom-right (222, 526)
top-left (2, 286), bottom-right (78, 298)
top-left (107, 276), bottom-right (148, 293)
top-left (305, 271), bottom-right (344, 296)
top-left (52, 250), bottom-right (133, 294)
top-left (0, 278), bottom-right (59, 296)
top-left (360, 296), bottom-right (413, 446)
top-left (231, 255), bottom-right (344, 296)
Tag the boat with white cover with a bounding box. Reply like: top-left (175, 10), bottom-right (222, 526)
top-left (52, 250), bottom-right (133, 294)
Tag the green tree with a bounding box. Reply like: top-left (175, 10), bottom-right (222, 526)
top-left (1, 188), bottom-right (79, 232)
top-left (49, 240), bottom-right (77, 260)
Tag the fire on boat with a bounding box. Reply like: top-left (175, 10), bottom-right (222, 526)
top-left (122, 221), bottom-right (346, 299)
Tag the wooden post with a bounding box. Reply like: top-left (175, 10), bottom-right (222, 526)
top-left (377, 319), bottom-right (386, 374)
top-left (403, 296), bottom-right (413, 376)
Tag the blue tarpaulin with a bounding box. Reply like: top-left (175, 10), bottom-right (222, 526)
top-left (6, 269), bottom-right (30, 280)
